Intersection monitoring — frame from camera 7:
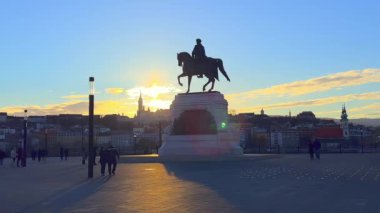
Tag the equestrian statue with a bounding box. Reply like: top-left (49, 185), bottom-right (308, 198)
top-left (177, 38), bottom-right (230, 93)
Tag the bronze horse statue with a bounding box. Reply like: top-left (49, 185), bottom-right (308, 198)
top-left (177, 52), bottom-right (230, 93)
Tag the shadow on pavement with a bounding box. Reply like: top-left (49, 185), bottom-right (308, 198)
top-left (21, 176), bottom-right (111, 212)
top-left (162, 160), bottom-right (256, 212)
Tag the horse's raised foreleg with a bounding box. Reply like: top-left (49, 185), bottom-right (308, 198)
top-left (186, 75), bottom-right (192, 93)
top-left (203, 78), bottom-right (212, 92)
top-left (177, 73), bottom-right (186, 87)
top-left (208, 79), bottom-right (215, 92)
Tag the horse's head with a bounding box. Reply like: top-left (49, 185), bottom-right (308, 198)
top-left (177, 53), bottom-right (182, 67)
top-left (177, 52), bottom-right (191, 67)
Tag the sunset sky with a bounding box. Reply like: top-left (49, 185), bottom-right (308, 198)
top-left (1, 1), bottom-right (379, 118)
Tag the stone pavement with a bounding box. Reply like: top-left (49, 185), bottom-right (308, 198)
top-left (1, 154), bottom-right (380, 213)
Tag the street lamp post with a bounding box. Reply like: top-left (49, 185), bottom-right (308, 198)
top-left (133, 134), bottom-right (137, 154)
top-left (88, 77), bottom-right (95, 178)
top-left (45, 129), bottom-right (48, 155)
top-left (158, 121), bottom-right (162, 152)
top-left (22, 109), bottom-right (28, 167)
top-left (361, 130), bottom-right (364, 153)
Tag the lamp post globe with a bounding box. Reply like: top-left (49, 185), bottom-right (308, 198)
top-left (89, 77), bottom-right (95, 95)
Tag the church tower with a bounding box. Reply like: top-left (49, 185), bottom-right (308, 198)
top-left (138, 91), bottom-right (144, 116)
top-left (340, 104), bottom-right (349, 139)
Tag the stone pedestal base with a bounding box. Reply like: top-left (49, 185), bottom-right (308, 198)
top-left (158, 92), bottom-right (243, 158)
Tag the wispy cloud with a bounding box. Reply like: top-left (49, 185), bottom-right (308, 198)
top-left (0, 100), bottom-right (137, 117)
top-left (105, 88), bottom-right (124, 95)
top-left (61, 94), bottom-right (87, 99)
top-left (1, 84), bottom-right (181, 116)
top-left (227, 68), bottom-right (380, 100)
top-left (234, 91), bottom-right (380, 114)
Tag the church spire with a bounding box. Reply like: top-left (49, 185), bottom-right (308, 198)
top-left (341, 103), bottom-right (348, 121)
top-left (138, 90), bottom-right (144, 115)
top-left (340, 103), bottom-right (349, 139)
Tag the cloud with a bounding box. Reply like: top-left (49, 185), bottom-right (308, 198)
top-left (61, 94), bottom-right (87, 99)
top-left (0, 84), bottom-right (181, 117)
top-left (0, 100), bottom-right (137, 117)
top-left (227, 68), bottom-right (380, 100)
top-left (234, 91), bottom-right (380, 114)
top-left (105, 88), bottom-right (125, 95)
top-left (125, 84), bottom-right (180, 99)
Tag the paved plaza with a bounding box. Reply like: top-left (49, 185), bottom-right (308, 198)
top-left (1, 154), bottom-right (380, 213)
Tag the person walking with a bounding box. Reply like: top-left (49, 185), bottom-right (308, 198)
top-left (60, 147), bottom-right (64, 160)
top-left (42, 149), bottom-right (47, 161)
top-left (93, 147), bottom-right (97, 166)
top-left (308, 140), bottom-right (314, 160)
top-left (10, 148), bottom-right (17, 165)
top-left (16, 147), bottom-right (22, 167)
top-left (38, 149), bottom-right (42, 162)
top-left (99, 147), bottom-right (107, 176)
top-left (31, 149), bottom-right (36, 161)
top-left (64, 148), bottom-right (69, 160)
top-left (0, 149), bottom-right (5, 165)
top-left (107, 144), bottom-right (119, 175)
top-left (81, 147), bottom-right (87, 165)
top-left (314, 138), bottom-right (321, 160)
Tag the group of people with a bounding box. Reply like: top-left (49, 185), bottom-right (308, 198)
top-left (9, 147), bottom-right (24, 167)
top-left (31, 149), bottom-right (48, 162)
top-left (10, 147), bottom-right (48, 166)
top-left (98, 145), bottom-right (120, 176)
top-left (308, 138), bottom-right (321, 160)
top-left (59, 147), bottom-right (69, 160)
top-left (80, 144), bottom-right (119, 176)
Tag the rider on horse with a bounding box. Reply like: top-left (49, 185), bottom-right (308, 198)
top-left (192, 38), bottom-right (206, 61)
top-left (192, 38), bottom-right (207, 78)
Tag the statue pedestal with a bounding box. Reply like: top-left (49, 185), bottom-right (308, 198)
top-left (158, 92), bottom-right (243, 158)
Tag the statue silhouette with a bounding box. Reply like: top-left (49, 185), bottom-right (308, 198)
top-left (192, 38), bottom-right (207, 78)
top-left (192, 38), bottom-right (207, 61)
top-left (177, 52), bottom-right (230, 93)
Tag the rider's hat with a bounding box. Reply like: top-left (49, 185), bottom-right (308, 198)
top-left (196, 38), bottom-right (202, 43)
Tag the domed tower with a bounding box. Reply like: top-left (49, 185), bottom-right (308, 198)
top-left (340, 104), bottom-right (349, 139)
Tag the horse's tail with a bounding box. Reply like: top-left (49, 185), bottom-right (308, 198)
top-left (216, 59), bottom-right (230, 81)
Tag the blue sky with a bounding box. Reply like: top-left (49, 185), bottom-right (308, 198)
top-left (0, 0), bottom-right (379, 118)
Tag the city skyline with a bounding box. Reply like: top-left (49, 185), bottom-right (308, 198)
top-left (1, 1), bottom-right (380, 118)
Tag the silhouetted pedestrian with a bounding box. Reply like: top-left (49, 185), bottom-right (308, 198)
top-left (31, 149), bottom-right (36, 160)
top-left (43, 149), bottom-right (47, 161)
top-left (16, 147), bottom-right (22, 167)
top-left (10, 148), bottom-right (16, 165)
top-left (60, 147), bottom-right (64, 160)
top-left (308, 140), bottom-right (314, 160)
top-left (314, 138), bottom-right (321, 160)
top-left (0, 149), bottom-right (4, 165)
top-left (81, 148), bottom-right (87, 165)
top-left (99, 147), bottom-right (107, 176)
top-left (107, 144), bottom-right (119, 175)
top-left (64, 148), bottom-right (69, 160)
top-left (38, 149), bottom-right (42, 162)
top-left (93, 147), bottom-right (97, 166)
